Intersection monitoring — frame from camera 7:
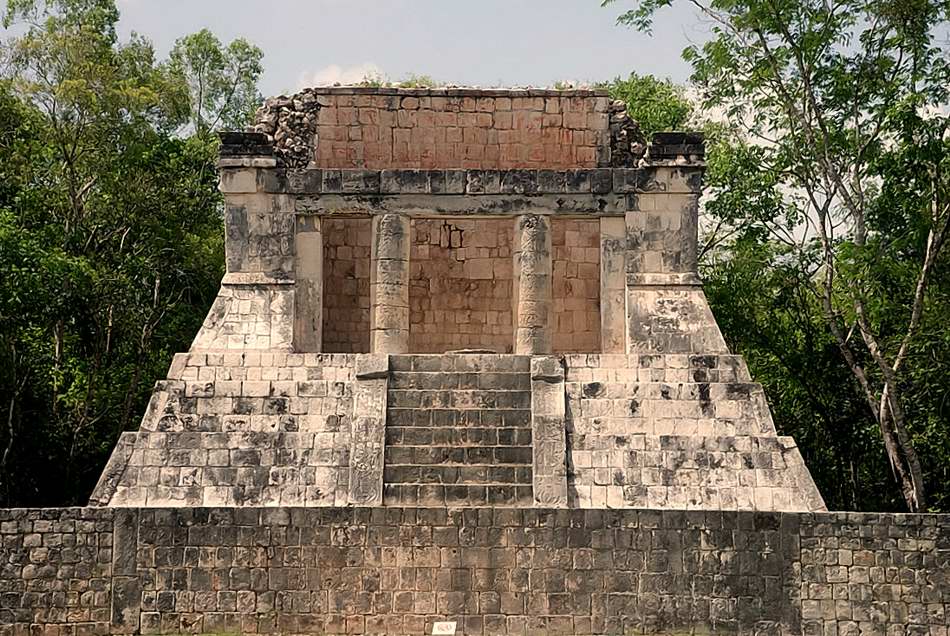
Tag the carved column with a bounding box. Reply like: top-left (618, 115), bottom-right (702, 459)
top-left (513, 214), bottom-right (553, 355)
top-left (600, 216), bottom-right (626, 353)
top-left (294, 215), bottom-right (323, 352)
top-left (531, 356), bottom-right (568, 507)
top-left (370, 213), bottom-right (411, 354)
top-left (349, 354), bottom-right (389, 506)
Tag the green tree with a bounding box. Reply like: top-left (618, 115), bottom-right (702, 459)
top-left (599, 72), bottom-right (692, 135)
top-left (168, 28), bottom-right (264, 135)
top-left (0, 0), bottom-right (235, 505)
top-left (606, 0), bottom-right (950, 510)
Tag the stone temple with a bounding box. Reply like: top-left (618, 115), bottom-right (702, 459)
top-left (2, 87), bottom-right (949, 636)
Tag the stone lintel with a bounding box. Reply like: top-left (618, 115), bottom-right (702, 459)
top-left (627, 272), bottom-right (703, 287)
top-left (222, 272), bottom-right (295, 286)
top-left (296, 193), bottom-right (630, 218)
top-left (218, 157), bottom-right (279, 169)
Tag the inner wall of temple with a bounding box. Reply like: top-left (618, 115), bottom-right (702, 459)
top-left (409, 218), bottom-right (515, 353)
top-left (311, 215), bottom-right (604, 355)
top-left (552, 218), bottom-right (601, 354)
top-left (321, 217), bottom-right (371, 353)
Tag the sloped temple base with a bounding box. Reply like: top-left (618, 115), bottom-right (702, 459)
top-left (90, 352), bottom-right (825, 513)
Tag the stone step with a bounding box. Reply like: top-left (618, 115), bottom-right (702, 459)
top-left (389, 371), bottom-right (531, 391)
top-left (386, 426), bottom-right (531, 447)
top-left (385, 446), bottom-right (533, 466)
top-left (383, 484), bottom-right (533, 507)
top-left (387, 389), bottom-right (531, 410)
top-left (387, 408), bottom-right (531, 428)
top-left (389, 354), bottom-right (532, 373)
top-left (383, 465), bottom-right (532, 485)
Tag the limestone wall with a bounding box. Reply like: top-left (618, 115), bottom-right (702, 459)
top-left (89, 353), bottom-right (357, 507)
top-left (306, 88), bottom-right (614, 171)
top-left (552, 218), bottom-right (601, 354)
top-left (2, 506), bottom-right (948, 635)
top-left (562, 354), bottom-right (825, 512)
top-left (409, 219), bottom-right (514, 353)
top-left (321, 218), bottom-right (371, 353)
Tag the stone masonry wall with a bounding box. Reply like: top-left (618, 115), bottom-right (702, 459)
top-left (562, 354), bottom-right (825, 513)
top-left (312, 89), bottom-right (612, 171)
top-left (409, 219), bottom-right (514, 354)
top-left (2, 507), bottom-right (949, 636)
top-left (90, 353), bottom-right (357, 508)
top-left (552, 219), bottom-right (601, 354)
top-left (321, 218), bottom-right (371, 353)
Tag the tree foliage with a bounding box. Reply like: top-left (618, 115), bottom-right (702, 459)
top-left (606, 0), bottom-right (950, 511)
top-left (168, 28), bottom-right (263, 135)
top-left (599, 72), bottom-right (693, 135)
top-left (0, 0), bottom-right (251, 505)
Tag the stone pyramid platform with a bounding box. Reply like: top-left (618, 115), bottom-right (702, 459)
top-left (91, 87), bottom-right (825, 515)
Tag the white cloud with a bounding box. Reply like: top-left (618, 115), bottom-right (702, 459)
top-left (297, 63), bottom-right (383, 89)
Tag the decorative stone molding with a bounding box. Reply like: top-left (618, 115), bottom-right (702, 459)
top-left (348, 354), bottom-right (389, 506)
top-left (530, 355), bottom-right (568, 507)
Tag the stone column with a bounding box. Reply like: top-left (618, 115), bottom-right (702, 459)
top-left (513, 214), bottom-right (553, 355)
top-left (626, 165), bottom-right (728, 353)
top-left (294, 215), bottom-right (323, 352)
top-left (600, 217), bottom-right (626, 353)
top-left (370, 213), bottom-right (411, 354)
top-left (193, 136), bottom-right (296, 351)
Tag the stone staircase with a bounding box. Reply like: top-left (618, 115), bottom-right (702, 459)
top-left (383, 355), bottom-right (534, 506)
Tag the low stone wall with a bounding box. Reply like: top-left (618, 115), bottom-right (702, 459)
top-left (2, 507), bottom-right (947, 635)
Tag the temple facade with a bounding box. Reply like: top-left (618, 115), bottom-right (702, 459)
top-left (90, 87), bottom-right (825, 513)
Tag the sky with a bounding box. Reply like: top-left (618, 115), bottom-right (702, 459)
top-left (112, 0), bottom-right (712, 97)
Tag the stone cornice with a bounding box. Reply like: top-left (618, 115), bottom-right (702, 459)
top-left (237, 167), bottom-right (705, 196)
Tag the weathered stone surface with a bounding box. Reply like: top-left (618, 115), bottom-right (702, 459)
top-left (2, 506), bottom-right (949, 635)
top-left (91, 86), bottom-right (821, 521)
top-left (384, 355), bottom-right (534, 508)
top-left (371, 213), bottom-right (411, 354)
top-left (600, 216), bottom-right (627, 353)
top-left (531, 356), bottom-right (568, 507)
top-left (513, 215), bottom-right (553, 355)
top-left (349, 354), bottom-right (389, 506)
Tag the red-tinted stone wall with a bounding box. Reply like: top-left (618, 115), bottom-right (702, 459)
top-left (313, 89), bottom-right (611, 170)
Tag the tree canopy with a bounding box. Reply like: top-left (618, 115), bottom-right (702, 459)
top-left (0, 0), bottom-right (250, 505)
top-left (606, 0), bottom-right (950, 511)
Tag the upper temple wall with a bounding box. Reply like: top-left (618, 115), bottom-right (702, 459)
top-left (251, 87), bottom-right (651, 170)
